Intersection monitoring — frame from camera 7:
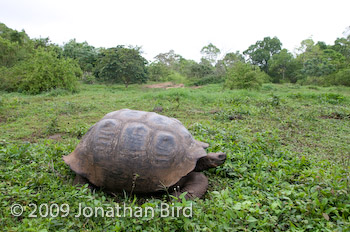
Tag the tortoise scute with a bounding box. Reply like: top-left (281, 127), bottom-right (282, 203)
top-left (90, 119), bottom-right (121, 162)
top-left (120, 123), bottom-right (150, 153)
top-left (119, 110), bottom-right (147, 120)
top-left (149, 114), bottom-right (173, 126)
top-left (152, 132), bottom-right (176, 165)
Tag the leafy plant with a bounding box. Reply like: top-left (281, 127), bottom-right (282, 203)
top-left (224, 62), bottom-right (269, 90)
top-left (0, 47), bottom-right (82, 94)
top-left (82, 72), bottom-right (96, 84)
top-left (45, 115), bottom-right (59, 135)
top-left (94, 46), bottom-right (148, 88)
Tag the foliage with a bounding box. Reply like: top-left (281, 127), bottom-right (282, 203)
top-left (0, 24), bottom-right (33, 67)
top-left (333, 68), bottom-right (350, 86)
top-left (0, 47), bottom-right (82, 94)
top-left (189, 58), bottom-right (215, 79)
top-left (166, 71), bottom-right (187, 83)
top-left (94, 46), bottom-right (148, 87)
top-left (301, 49), bottom-right (345, 78)
top-left (268, 49), bottom-right (299, 83)
top-left (294, 37), bottom-right (349, 86)
top-left (200, 43), bottom-right (221, 65)
top-left (191, 75), bottom-right (224, 86)
top-left (0, 22), bottom-right (30, 45)
top-left (62, 39), bottom-right (98, 72)
top-left (224, 62), bottom-right (269, 90)
top-left (243, 36), bottom-right (282, 73)
top-left (221, 51), bottom-right (245, 68)
top-left (147, 61), bottom-right (172, 81)
top-left (332, 36), bottom-right (350, 64)
top-left (0, 37), bottom-right (22, 67)
top-left (154, 49), bottom-right (182, 68)
top-left (82, 72), bottom-right (96, 84)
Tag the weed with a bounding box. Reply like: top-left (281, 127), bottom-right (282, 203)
top-left (320, 93), bottom-right (345, 104)
top-left (269, 94), bottom-right (281, 106)
top-left (45, 115), bottom-right (59, 135)
top-left (64, 123), bottom-right (89, 138)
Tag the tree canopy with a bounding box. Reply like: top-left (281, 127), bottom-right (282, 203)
top-left (95, 46), bottom-right (148, 87)
top-left (243, 36), bottom-right (282, 73)
top-left (200, 43), bottom-right (221, 65)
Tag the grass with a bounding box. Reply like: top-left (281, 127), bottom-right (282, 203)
top-left (0, 83), bottom-right (350, 231)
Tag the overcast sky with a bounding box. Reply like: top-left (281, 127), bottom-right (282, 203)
top-left (0, 0), bottom-right (349, 62)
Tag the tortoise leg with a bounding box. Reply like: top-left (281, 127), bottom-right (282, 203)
top-left (73, 174), bottom-right (89, 186)
top-left (194, 152), bottom-right (226, 172)
top-left (73, 174), bottom-right (96, 191)
top-left (171, 172), bottom-right (209, 200)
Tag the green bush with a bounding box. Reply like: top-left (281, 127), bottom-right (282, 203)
top-left (167, 71), bottom-right (187, 83)
top-left (82, 72), bottom-right (96, 84)
top-left (334, 68), bottom-right (350, 86)
top-left (297, 68), bottom-right (350, 87)
top-left (0, 48), bottom-right (82, 94)
top-left (224, 62), bottom-right (269, 90)
top-left (297, 76), bottom-right (328, 86)
top-left (190, 75), bottom-right (224, 86)
top-left (147, 62), bottom-right (172, 81)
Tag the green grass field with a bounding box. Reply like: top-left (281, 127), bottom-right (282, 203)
top-left (1, 83), bottom-right (350, 231)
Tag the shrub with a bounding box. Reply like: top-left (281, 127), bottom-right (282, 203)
top-left (297, 76), bottom-right (328, 86)
top-left (147, 62), bottom-right (172, 81)
top-left (82, 72), bottom-right (96, 84)
top-left (190, 75), bottom-right (224, 86)
top-left (334, 68), bottom-right (350, 86)
top-left (166, 71), bottom-right (187, 83)
top-left (224, 62), bottom-right (269, 90)
top-left (0, 48), bottom-right (82, 94)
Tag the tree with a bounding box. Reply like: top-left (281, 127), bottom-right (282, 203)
top-left (154, 50), bottom-right (182, 68)
top-left (95, 46), bottom-right (148, 87)
top-left (222, 51), bottom-right (245, 67)
top-left (200, 43), bottom-right (221, 65)
top-left (0, 23), bottom-right (34, 67)
top-left (332, 36), bottom-right (350, 65)
top-left (188, 58), bottom-right (214, 79)
top-left (333, 68), bottom-right (350, 86)
top-left (147, 62), bottom-right (172, 81)
top-left (224, 62), bottom-right (268, 90)
top-left (62, 39), bottom-right (98, 72)
top-left (175, 58), bottom-right (197, 78)
top-left (0, 23), bottom-right (30, 45)
top-left (0, 37), bottom-right (20, 67)
top-left (268, 49), bottom-right (298, 83)
top-left (296, 39), bottom-right (346, 78)
top-left (294, 38), bottom-right (349, 85)
top-left (243, 36), bottom-right (282, 73)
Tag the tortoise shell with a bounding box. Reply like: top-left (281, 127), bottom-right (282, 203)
top-left (63, 109), bottom-right (207, 193)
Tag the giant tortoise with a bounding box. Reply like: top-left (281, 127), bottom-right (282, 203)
top-left (63, 109), bottom-right (226, 199)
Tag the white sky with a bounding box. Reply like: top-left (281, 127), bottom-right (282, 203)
top-left (0, 0), bottom-right (349, 62)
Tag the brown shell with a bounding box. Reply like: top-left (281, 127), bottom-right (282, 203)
top-left (63, 109), bottom-right (207, 193)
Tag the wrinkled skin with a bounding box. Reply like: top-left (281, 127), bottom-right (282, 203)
top-left (171, 152), bottom-right (226, 199)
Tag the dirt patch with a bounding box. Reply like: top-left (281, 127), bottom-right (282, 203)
top-left (321, 113), bottom-right (350, 120)
top-left (0, 115), bottom-right (7, 123)
top-left (48, 133), bottom-right (63, 140)
top-left (144, 82), bottom-right (184, 89)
